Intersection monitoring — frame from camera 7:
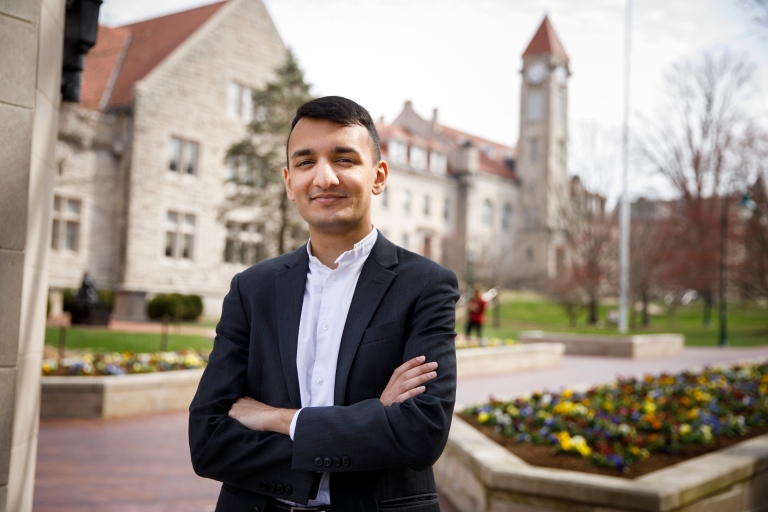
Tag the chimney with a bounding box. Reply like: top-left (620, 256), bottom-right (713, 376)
top-left (431, 108), bottom-right (440, 135)
top-left (457, 140), bottom-right (479, 175)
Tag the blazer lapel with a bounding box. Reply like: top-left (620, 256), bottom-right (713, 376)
top-left (334, 234), bottom-right (398, 405)
top-left (275, 246), bottom-right (309, 409)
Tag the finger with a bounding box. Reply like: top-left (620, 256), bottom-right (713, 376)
top-left (388, 355), bottom-right (426, 383)
top-left (401, 371), bottom-right (437, 391)
top-left (399, 361), bottom-right (438, 382)
top-left (394, 385), bottom-right (426, 403)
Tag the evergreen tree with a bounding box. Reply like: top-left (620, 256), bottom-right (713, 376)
top-left (222, 50), bottom-right (313, 256)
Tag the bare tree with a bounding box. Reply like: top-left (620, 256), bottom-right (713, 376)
top-left (741, 0), bottom-right (768, 28)
top-left (637, 51), bottom-right (764, 323)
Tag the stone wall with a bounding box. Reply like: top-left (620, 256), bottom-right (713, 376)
top-left (0, 0), bottom-right (66, 510)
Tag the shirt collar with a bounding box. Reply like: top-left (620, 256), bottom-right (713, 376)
top-left (307, 227), bottom-right (378, 270)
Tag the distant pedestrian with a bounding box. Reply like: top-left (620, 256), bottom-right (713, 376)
top-left (466, 284), bottom-right (487, 338)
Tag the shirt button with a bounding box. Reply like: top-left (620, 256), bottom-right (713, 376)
top-left (322, 324), bottom-right (329, 330)
top-left (332, 275), bottom-right (337, 281)
top-left (317, 377), bottom-right (324, 384)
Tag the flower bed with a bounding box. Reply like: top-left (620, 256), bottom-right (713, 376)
top-left (455, 334), bottom-right (517, 349)
top-left (41, 349), bottom-right (210, 376)
top-left (462, 360), bottom-right (768, 474)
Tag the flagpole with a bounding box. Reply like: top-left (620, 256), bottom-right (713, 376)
top-left (619, 0), bottom-right (633, 333)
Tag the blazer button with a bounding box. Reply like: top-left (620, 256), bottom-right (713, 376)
top-left (259, 481), bottom-right (267, 491)
top-left (342, 456), bottom-right (350, 467)
top-left (314, 457), bottom-right (323, 467)
top-left (268, 482), bottom-right (275, 492)
top-left (332, 457), bottom-right (340, 467)
top-left (276, 484), bottom-right (284, 494)
top-left (285, 485), bottom-right (292, 495)
top-left (323, 457), bottom-right (332, 467)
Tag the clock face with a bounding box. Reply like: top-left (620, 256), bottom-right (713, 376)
top-left (526, 62), bottom-right (547, 85)
top-left (554, 65), bottom-right (568, 84)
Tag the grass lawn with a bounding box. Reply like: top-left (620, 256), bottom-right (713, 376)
top-left (45, 327), bottom-right (213, 353)
top-left (463, 293), bottom-right (768, 347)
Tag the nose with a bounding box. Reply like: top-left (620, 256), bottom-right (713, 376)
top-left (312, 158), bottom-right (339, 189)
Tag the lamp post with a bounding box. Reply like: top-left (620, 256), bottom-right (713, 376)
top-left (718, 191), bottom-right (757, 347)
top-left (62, 0), bottom-right (103, 102)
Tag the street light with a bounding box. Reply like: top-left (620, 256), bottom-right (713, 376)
top-left (718, 190), bottom-right (757, 347)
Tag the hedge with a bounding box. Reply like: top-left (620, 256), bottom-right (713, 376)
top-left (146, 293), bottom-right (204, 321)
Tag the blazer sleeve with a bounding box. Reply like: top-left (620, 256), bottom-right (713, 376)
top-left (291, 264), bottom-right (459, 472)
top-left (188, 273), bottom-right (317, 502)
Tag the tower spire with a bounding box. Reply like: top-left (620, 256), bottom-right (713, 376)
top-left (522, 16), bottom-right (569, 61)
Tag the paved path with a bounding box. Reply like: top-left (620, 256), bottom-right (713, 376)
top-left (34, 347), bottom-right (768, 511)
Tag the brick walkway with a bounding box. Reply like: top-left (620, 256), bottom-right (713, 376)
top-left (33, 347), bottom-right (768, 511)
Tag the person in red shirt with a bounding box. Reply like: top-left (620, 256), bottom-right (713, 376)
top-left (465, 284), bottom-right (487, 338)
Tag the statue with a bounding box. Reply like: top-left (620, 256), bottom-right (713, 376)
top-left (70, 272), bottom-right (110, 325)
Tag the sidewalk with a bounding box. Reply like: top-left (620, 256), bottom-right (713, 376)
top-left (47, 316), bottom-right (216, 338)
top-left (33, 347), bottom-right (768, 511)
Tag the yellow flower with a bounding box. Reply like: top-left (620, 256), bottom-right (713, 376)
top-left (687, 408), bottom-right (699, 420)
top-left (604, 402), bottom-right (615, 413)
top-left (643, 402), bottom-right (656, 414)
top-left (679, 424), bottom-right (692, 435)
top-left (506, 405), bottom-right (519, 417)
top-left (562, 389), bottom-right (573, 399)
top-left (553, 401), bottom-right (574, 414)
top-left (478, 412), bottom-right (490, 424)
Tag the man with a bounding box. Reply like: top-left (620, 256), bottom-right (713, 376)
top-left (189, 96), bottom-right (459, 512)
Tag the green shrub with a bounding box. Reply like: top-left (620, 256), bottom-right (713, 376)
top-left (62, 288), bottom-right (114, 312)
top-left (146, 293), bottom-right (204, 321)
top-left (97, 290), bottom-right (114, 311)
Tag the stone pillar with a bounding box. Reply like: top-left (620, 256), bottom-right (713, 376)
top-left (0, 0), bottom-right (66, 510)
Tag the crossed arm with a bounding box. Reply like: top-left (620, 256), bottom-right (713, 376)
top-left (228, 356), bottom-right (439, 435)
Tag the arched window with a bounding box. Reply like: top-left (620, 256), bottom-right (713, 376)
top-left (481, 199), bottom-right (493, 227)
top-left (502, 204), bottom-right (513, 231)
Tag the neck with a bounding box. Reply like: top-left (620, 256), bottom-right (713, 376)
top-left (309, 222), bottom-right (373, 269)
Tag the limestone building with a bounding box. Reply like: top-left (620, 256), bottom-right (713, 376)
top-left (49, 3), bottom-right (573, 320)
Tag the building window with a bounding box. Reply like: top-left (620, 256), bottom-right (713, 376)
top-left (526, 247), bottom-right (534, 262)
top-left (165, 211), bottom-right (196, 260)
top-left (429, 151), bottom-right (447, 174)
top-left (224, 221), bottom-right (266, 266)
top-left (401, 233), bottom-right (409, 249)
top-left (402, 190), bottom-right (411, 215)
top-left (559, 140), bottom-right (566, 167)
top-left (51, 195), bottom-right (81, 252)
top-left (481, 199), bottom-right (493, 227)
top-left (226, 155), bottom-right (264, 186)
top-left (502, 204), bottom-right (513, 231)
top-left (423, 195), bottom-right (430, 216)
top-left (381, 186), bottom-right (389, 209)
top-left (388, 140), bottom-right (407, 164)
top-left (410, 146), bottom-right (427, 170)
top-left (530, 138), bottom-right (538, 166)
top-left (557, 90), bottom-right (566, 121)
top-left (443, 197), bottom-right (450, 222)
top-left (228, 82), bottom-right (254, 122)
top-left (169, 137), bottom-right (199, 175)
top-left (527, 91), bottom-right (544, 121)
top-left (422, 233), bottom-right (432, 259)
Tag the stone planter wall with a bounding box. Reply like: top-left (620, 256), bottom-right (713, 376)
top-left (435, 415), bottom-right (768, 512)
top-left (456, 343), bottom-right (565, 379)
top-left (519, 331), bottom-right (684, 358)
top-left (41, 369), bottom-right (203, 418)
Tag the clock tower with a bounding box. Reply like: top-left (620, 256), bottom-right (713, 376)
top-left (516, 15), bottom-right (570, 286)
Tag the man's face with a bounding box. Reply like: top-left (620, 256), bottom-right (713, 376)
top-left (284, 118), bottom-right (387, 235)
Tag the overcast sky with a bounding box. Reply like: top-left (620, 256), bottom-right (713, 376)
top-left (99, 0), bottom-right (768, 201)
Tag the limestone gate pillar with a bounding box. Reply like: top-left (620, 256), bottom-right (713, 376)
top-left (0, 0), bottom-right (66, 510)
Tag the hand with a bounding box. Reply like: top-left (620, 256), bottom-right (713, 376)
top-left (379, 355), bottom-right (438, 406)
top-left (228, 396), bottom-right (297, 436)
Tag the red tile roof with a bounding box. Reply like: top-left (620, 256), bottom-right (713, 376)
top-left (439, 125), bottom-right (518, 180)
top-left (522, 15), bottom-right (568, 62)
top-left (79, 1), bottom-right (227, 111)
top-left (79, 26), bottom-right (131, 110)
top-left (109, 1), bottom-right (227, 109)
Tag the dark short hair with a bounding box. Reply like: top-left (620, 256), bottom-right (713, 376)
top-left (287, 96), bottom-right (381, 166)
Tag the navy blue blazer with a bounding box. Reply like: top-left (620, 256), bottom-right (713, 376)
top-left (189, 232), bottom-right (459, 512)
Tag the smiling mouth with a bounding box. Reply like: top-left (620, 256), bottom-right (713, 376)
top-left (310, 193), bottom-right (348, 203)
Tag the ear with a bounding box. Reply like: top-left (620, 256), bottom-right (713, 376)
top-left (283, 167), bottom-right (296, 202)
top-left (371, 160), bottom-right (389, 195)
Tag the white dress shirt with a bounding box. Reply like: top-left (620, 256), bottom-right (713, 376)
top-left (283, 227), bottom-right (378, 506)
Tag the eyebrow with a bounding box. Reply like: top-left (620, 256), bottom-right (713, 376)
top-left (290, 146), bottom-right (361, 159)
top-left (331, 146), bottom-right (359, 155)
top-left (290, 148), bottom-right (314, 159)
